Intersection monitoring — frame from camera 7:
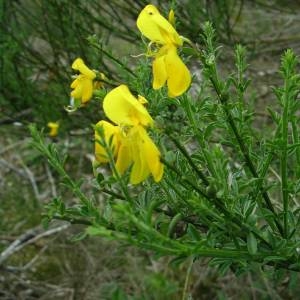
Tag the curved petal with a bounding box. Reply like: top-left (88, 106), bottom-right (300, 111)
top-left (81, 78), bottom-right (94, 103)
top-left (95, 121), bottom-right (120, 163)
top-left (165, 46), bottom-right (191, 97)
top-left (128, 128), bottom-right (148, 184)
top-left (136, 5), bottom-right (182, 46)
top-left (103, 85), bottom-right (153, 127)
top-left (47, 122), bottom-right (59, 137)
top-left (138, 127), bottom-right (163, 182)
top-left (152, 54), bottom-right (167, 90)
top-left (70, 77), bottom-right (80, 89)
top-left (130, 155), bottom-right (149, 184)
top-left (71, 82), bottom-right (83, 100)
top-left (115, 143), bottom-right (132, 176)
top-left (151, 13), bottom-right (182, 46)
top-left (72, 58), bottom-right (96, 79)
top-left (137, 5), bottom-right (165, 44)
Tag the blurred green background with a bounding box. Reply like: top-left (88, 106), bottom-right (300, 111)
top-left (1, 0), bottom-right (300, 299)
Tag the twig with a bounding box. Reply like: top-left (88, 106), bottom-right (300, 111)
top-left (45, 163), bottom-right (57, 198)
top-left (0, 158), bottom-right (26, 177)
top-left (0, 224), bottom-right (69, 266)
top-left (4, 244), bottom-right (49, 272)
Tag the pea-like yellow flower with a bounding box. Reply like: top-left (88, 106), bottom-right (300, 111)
top-left (70, 58), bottom-right (96, 104)
top-left (95, 85), bottom-right (163, 184)
top-left (47, 121), bottom-right (59, 137)
top-left (137, 5), bottom-right (191, 97)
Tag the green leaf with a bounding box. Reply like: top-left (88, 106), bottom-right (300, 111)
top-left (187, 224), bottom-right (201, 241)
top-left (247, 232), bottom-right (257, 255)
top-left (70, 231), bottom-right (87, 242)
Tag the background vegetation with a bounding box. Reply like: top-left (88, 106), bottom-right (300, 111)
top-left (1, 0), bottom-right (300, 299)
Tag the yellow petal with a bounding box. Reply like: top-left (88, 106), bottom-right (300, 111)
top-left (47, 122), bottom-right (59, 137)
top-left (115, 143), bottom-right (132, 175)
top-left (138, 127), bottom-right (163, 182)
top-left (165, 46), bottom-right (191, 97)
top-left (103, 85), bottom-right (153, 127)
top-left (152, 53), bottom-right (167, 90)
top-left (95, 121), bottom-right (120, 163)
top-left (81, 78), bottom-right (94, 103)
top-left (130, 153), bottom-right (149, 184)
top-left (72, 58), bottom-right (96, 80)
top-left (137, 95), bottom-right (148, 104)
top-left (70, 77), bottom-right (80, 88)
top-left (71, 82), bottom-right (83, 100)
top-left (128, 128), bottom-right (149, 184)
top-left (168, 9), bottom-right (175, 27)
top-left (136, 4), bottom-right (182, 46)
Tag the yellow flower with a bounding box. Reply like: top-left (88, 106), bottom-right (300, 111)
top-left (136, 5), bottom-right (191, 97)
top-left (47, 121), bottom-right (59, 137)
top-left (95, 85), bottom-right (164, 184)
top-left (70, 58), bottom-right (96, 104)
top-left (115, 125), bottom-right (163, 184)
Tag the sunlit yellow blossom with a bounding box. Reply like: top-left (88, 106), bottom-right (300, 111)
top-left (95, 85), bottom-right (163, 184)
top-left (116, 125), bottom-right (163, 184)
top-left (70, 58), bottom-right (96, 104)
top-left (47, 121), bottom-right (59, 137)
top-left (137, 5), bottom-right (191, 97)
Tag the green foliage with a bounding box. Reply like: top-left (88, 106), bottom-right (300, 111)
top-left (30, 17), bottom-right (300, 279)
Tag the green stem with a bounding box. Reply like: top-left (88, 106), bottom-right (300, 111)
top-left (281, 82), bottom-right (290, 238)
top-left (166, 133), bottom-right (209, 186)
top-left (182, 258), bottom-right (193, 300)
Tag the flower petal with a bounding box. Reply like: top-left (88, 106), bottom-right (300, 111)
top-left (72, 58), bottom-right (96, 80)
top-left (152, 54), bottom-right (167, 90)
top-left (103, 85), bottom-right (153, 127)
top-left (165, 46), bottom-right (191, 97)
top-left (70, 77), bottom-right (80, 89)
top-left (138, 127), bottom-right (163, 182)
top-left (47, 122), bottom-right (59, 137)
top-left (95, 121), bottom-right (120, 163)
top-left (81, 78), bottom-right (94, 103)
top-left (130, 152), bottom-right (149, 184)
top-left (129, 128), bottom-right (149, 184)
top-left (136, 5), bottom-right (182, 46)
top-left (71, 82), bottom-right (83, 100)
top-left (115, 143), bottom-right (132, 175)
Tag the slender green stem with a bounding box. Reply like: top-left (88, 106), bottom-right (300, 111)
top-left (161, 158), bottom-right (209, 199)
top-left (281, 80), bottom-right (290, 238)
top-left (182, 258), bottom-right (193, 300)
top-left (166, 133), bottom-right (209, 186)
top-left (101, 188), bottom-right (126, 200)
top-left (50, 215), bottom-right (93, 226)
top-left (91, 42), bottom-right (137, 78)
